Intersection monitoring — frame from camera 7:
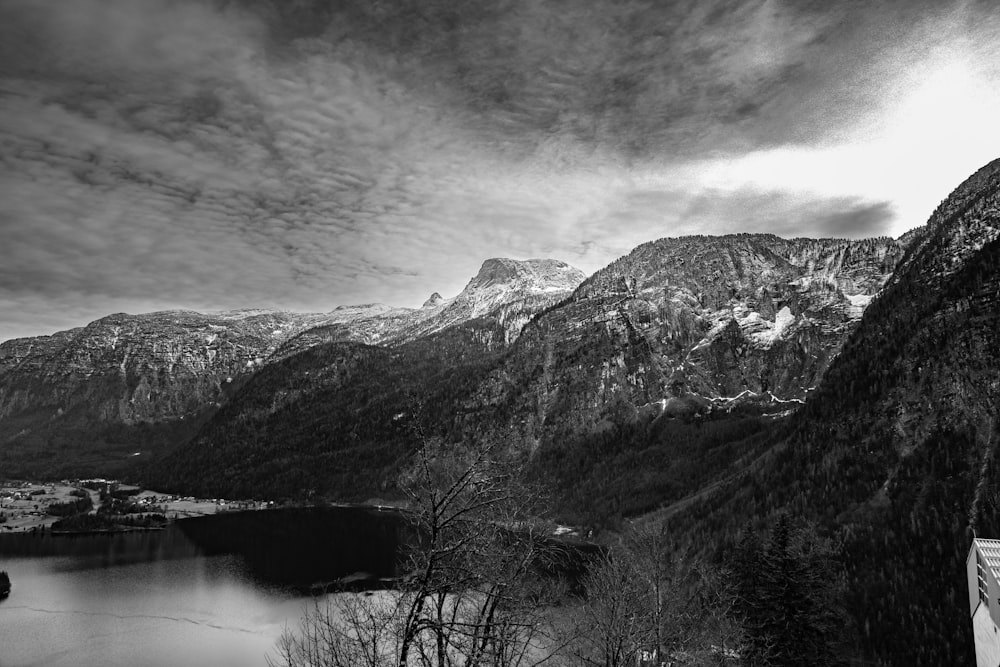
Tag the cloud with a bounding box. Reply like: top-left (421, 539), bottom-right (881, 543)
top-left (3, 0), bottom-right (1000, 340)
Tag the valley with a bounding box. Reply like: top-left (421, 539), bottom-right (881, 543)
top-left (2, 159), bottom-right (1000, 665)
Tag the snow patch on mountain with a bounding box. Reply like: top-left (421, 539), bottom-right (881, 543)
top-left (845, 293), bottom-right (873, 318)
top-left (329, 304), bottom-right (399, 320)
top-left (270, 258), bottom-right (587, 356)
top-left (399, 258), bottom-right (586, 342)
top-left (750, 305), bottom-right (796, 347)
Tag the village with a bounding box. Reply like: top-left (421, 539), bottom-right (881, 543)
top-left (0, 478), bottom-right (273, 532)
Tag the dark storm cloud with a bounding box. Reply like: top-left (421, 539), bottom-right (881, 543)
top-left (603, 187), bottom-right (894, 241)
top-left (810, 202), bottom-right (895, 238)
top-left (2, 0), bottom-right (999, 340)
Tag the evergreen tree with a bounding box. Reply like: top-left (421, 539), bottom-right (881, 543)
top-left (732, 514), bottom-right (851, 666)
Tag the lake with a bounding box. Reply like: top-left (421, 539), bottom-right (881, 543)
top-left (0, 508), bottom-right (408, 667)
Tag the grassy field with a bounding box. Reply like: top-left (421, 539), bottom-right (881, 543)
top-left (0, 481), bottom-right (100, 532)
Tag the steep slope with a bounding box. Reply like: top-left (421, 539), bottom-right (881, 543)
top-left (662, 158), bottom-right (1000, 665)
top-left (150, 316), bottom-right (514, 499)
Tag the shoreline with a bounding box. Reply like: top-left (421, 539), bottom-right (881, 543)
top-left (49, 526), bottom-right (166, 536)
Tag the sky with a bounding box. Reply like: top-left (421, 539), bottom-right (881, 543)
top-left (3, 0), bottom-right (1000, 341)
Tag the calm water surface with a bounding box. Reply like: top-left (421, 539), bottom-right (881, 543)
top-left (0, 526), bottom-right (327, 667)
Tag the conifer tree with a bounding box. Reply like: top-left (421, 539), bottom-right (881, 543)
top-left (732, 514), bottom-right (851, 666)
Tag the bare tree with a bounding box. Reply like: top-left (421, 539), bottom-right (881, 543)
top-left (626, 523), bottom-right (742, 664)
top-left (560, 522), bottom-right (742, 667)
top-left (564, 549), bottom-right (653, 667)
top-left (271, 437), bottom-right (562, 667)
top-left (271, 593), bottom-right (403, 667)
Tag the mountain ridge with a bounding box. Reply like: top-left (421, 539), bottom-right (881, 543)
top-left (0, 257), bottom-right (587, 476)
top-left (148, 232), bottom-right (912, 507)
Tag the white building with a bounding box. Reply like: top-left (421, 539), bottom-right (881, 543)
top-left (968, 539), bottom-right (1000, 667)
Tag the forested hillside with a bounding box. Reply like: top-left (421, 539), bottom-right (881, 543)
top-left (663, 158), bottom-right (1000, 665)
top-left (150, 316), bottom-right (512, 499)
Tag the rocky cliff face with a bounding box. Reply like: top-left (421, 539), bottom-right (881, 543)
top-left (493, 234), bottom-right (908, 432)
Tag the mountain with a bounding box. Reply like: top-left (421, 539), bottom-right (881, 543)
top-left (405, 257), bottom-right (587, 342)
top-left (150, 234), bottom-right (909, 509)
top-left (0, 259), bottom-right (585, 476)
top-left (0, 309), bottom-right (340, 476)
top-left (270, 258), bottom-right (586, 358)
top-left (514, 233), bottom-right (906, 407)
top-left (0, 309), bottom-right (335, 423)
top-left (659, 158), bottom-right (1000, 665)
top-left (422, 293), bottom-right (445, 308)
top-left (465, 234), bottom-right (910, 520)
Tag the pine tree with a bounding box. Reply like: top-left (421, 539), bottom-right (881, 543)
top-left (732, 514), bottom-right (851, 666)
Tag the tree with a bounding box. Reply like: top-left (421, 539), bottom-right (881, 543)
top-left (563, 521), bottom-right (742, 667)
top-left (731, 514), bottom-right (851, 666)
top-left (271, 437), bottom-right (561, 667)
top-left (568, 549), bottom-right (651, 667)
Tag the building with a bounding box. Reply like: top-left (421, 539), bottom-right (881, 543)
top-left (968, 539), bottom-right (1000, 667)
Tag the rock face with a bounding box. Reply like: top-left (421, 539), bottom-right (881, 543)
top-left (422, 293), bottom-right (444, 308)
top-left (416, 234), bottom-right (909, 473)
top-left (510, 234), bottom-right (907, 414)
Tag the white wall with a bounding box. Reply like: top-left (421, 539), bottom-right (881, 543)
top-left (973, 602), bottom-right (1000, 667)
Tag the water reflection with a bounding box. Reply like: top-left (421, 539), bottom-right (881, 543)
top-left (0, 510), bottom-right (404, 667)
top-left (0, 508), bottom-right (596, 666)
top-left (0, 526), bottom-right (203, 571)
